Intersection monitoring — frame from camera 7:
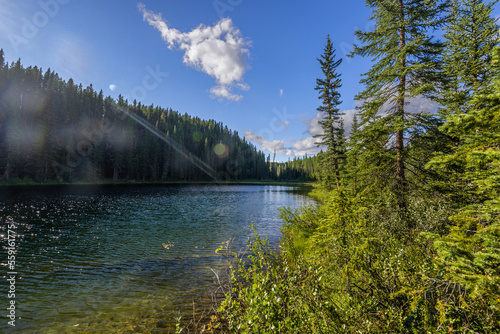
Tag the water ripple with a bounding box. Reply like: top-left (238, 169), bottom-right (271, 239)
top-left (0, 184), bottom-right (314, 332)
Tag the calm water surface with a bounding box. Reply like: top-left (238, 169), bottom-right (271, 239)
top-left (0, 184), bottom-right (314, 333)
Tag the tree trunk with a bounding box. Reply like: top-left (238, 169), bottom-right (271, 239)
top-left (334, 156), bottom-right (340, 190)
top-left (397, 0), bottom-right (407, 212)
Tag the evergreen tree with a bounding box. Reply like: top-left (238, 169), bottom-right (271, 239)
top-left (440, 0), bottom-right (499, 117)
top-left (350, 0), bottom-right (449, 212)
top-left (314, 35), bottom-right (344, 189)
top-left (0, 49), bottom-right (6, 175)
top-left (345, 112), bottom-right (360, 191)
top-left (426, 43), bottom-right (500, 323)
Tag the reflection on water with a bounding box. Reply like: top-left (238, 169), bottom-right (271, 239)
top-left (0, 184), bottom-right (314, 333)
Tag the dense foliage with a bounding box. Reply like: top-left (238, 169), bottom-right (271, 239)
top-left (350, 0), bottom-right (449, 211)
top-left (215, 1), bottom-right (500, 333)
top-left (0, 51), bottom-right (314, 184)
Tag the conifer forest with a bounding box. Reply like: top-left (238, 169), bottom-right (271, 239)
top-left (0, 49), bottom-right (316, 184)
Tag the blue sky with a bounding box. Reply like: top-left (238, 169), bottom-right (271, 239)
top-left (1, 0), bottom-right (497, 161)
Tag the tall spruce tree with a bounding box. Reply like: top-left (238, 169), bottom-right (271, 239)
top-left (350, 0), bottom-right (449, 212)
top-left (426, 43), bottom-right (500, 324)
top-left (440, 0), bottom-right (499, 117)
top-left (314, 35), bottom-right (344, 189)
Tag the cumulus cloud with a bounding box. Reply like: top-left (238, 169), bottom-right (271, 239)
top-left (303, 109), bottom-right (362, 138)
top-left (303, 112), bottom-right (324, 136)
top-left (252, 96), bottom-right (438, 158)
top-left (341, 109), bottom-right (357, 135)
top-left (244, 130), bottom-right (291, 155)
top-left (291, 137), bottom-right (322, 156)
top-left (138, 3), bottom-right (251, 102)
top-left (246, 108), bottom-right (362, 157)
top-left (209, 85), bottom-right (243, 102)
top-left (109, 84), bottom-right (117, 91)
top-left (244, 130), bottom-right (321, 157)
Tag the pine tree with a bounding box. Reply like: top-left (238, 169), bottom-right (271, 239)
top-left (314, 35), bottom-right (344, 189)
top-left (426, 43), bottom-right (500, 322)
top-left (345, 112), bottom-right (360, 191)
top-left (0, 49), bottom-right (6, 108)
top-left (429, 0), bottom-right (499, 204)
top-left (350, 0), bottom-right (449, 212)
top-left (0, 49), bottom-right (7, 180)
top-left (0, 49), bottom-right (4, 74)
top-left (440, 0), bottom-right (499, 118)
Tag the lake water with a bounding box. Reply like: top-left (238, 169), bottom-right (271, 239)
top-left (0, 184), bottom-right (314, 333)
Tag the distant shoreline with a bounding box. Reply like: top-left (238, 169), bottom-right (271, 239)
top-left (0, 179), bottom-right (315, 188)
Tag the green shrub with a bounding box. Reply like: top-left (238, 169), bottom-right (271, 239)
top-left (217, 227), bottom-right (339, 333)
top-left (215, 188), bottom-right (498, 333)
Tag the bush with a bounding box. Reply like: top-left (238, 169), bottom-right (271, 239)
top-left (216, 227), bottom-right (339, 333)
top-left (215, 189), bottom-right (499, 332)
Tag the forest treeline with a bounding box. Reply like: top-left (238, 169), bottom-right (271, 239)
top-left (215, 0), bottom-right (500, 333)
top-left (0, 51), bottom-right (316, 184)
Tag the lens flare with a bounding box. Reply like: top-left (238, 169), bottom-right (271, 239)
top-left (214, 143), bottom-right (229, 158)
top-left (118, 106), bottom-right (219, 181)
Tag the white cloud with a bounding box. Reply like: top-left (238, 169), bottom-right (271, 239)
top-left (245, 107), bottom-right (363, 157)
top-left (109, 84), bottom-right (117, 91)
top-left (341, 109), bottom-right (357, 135)
top-left (291, 137), bottom-right (322, 156)
top-left (237, 83), bottom-right (250, 91)
top-left (303, 112), bottom-right (324, 136)
top-left (405, 96), bottom-right (439, 114)
top-left (302, 109), bottom-right (363, 138)
top-left (244, 130), bottom-right (321, 157)
top-left (244, 130), bottom-right (290, 155)
top-left (210, 85), bottom-right (243, 102)
top-left (246, 96), bottom-right (439, 158)
top-left (279, 89), bottom-right (284, 97)
top-left (139, 3), bottom-right (251, 102)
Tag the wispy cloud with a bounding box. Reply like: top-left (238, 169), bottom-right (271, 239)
top-left (274, 119), bottom-right (291, 130)
top-left (138, 3), bottom-right (251, 102)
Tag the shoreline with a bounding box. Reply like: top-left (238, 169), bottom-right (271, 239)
top-left (0, 179), bottom-right (315, 188)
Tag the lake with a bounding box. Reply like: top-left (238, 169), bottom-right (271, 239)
top-left (0, 184), bottom-right (314, 333)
